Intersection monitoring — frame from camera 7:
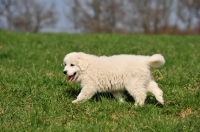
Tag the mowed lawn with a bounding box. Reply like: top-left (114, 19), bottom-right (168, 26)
top-left (0, 31), bottom-right (199, 131)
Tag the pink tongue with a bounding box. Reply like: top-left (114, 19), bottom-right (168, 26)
top-left (68, 75), bottom-right (74, 82)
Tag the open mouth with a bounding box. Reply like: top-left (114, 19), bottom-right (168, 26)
top-left (67, 72), bottom-right (76, 82)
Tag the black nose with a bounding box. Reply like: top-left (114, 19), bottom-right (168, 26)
top-left (63, 71), bottom-right (67, 75)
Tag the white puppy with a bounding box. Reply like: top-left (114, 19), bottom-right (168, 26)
top-left (63, 52), bottom-right (165, 106)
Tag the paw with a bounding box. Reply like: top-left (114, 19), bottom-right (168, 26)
top-left (134, 101), bottom-right (144, 106)
top-left (119, 98), bottom-right (124, 103)
top-left (156, 95), bottom-right (164, 105)
top-left (134, 97), bottom-right (145, 106)
top-left (72, 99), bottom-right (87, 103)
top-left (72, 99), bottom-right (79, 103)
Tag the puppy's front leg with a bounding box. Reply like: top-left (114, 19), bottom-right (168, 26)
top-left (112, 91), bottom-right (124, 102)
top-left (72, 87), bottom-right (96, 103)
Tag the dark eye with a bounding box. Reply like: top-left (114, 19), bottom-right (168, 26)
top-left (70, 64), bottom-right (75, 66)
top-left (63, 62), bottom-right (66, 66)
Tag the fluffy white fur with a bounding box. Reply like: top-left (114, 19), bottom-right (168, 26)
top-left (63, 52), bottom-right (165, 106)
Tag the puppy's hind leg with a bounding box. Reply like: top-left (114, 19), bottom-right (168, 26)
top-left (125, 81), bottom-right (147, 106)
top-left (147, 80), bottom-right (164, 104)
top-left (72, 87), bottom-right (96, 103)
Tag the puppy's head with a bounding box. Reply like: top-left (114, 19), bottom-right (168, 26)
top-left (63, 52), bottom-right (88, 82)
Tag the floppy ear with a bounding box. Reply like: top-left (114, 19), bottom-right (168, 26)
top-left (76, 58), bottom-right (89, 71)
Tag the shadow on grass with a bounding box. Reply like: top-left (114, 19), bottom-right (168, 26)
top-left (124, 91), bottom-right (163, 107)
top-left (92, 93), bottom-right (115, 102)
top-left (64, 88), bottom-right (163, 107)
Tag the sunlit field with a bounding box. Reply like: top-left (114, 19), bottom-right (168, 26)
top-left (0, 31), bottom-right (199, 131)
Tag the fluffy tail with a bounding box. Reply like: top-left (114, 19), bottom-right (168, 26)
top-left (148, 54), bottom-right (165, 68)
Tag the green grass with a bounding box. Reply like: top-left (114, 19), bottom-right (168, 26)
top-left (0, 31), bottom-right (200, 131)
